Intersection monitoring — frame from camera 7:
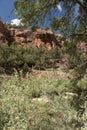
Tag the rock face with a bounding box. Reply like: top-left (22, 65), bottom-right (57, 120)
top-left (0, 20), bottom-right (14, 45)
top-left (9, 28), bottom-right (63, 50)
top-left (0, 20), bottom-right (64, 49)
top-left (0, 21), bottom-right (87, 52)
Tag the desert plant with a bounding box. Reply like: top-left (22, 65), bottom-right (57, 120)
top-left (1, 73), bottom-right (87, 130)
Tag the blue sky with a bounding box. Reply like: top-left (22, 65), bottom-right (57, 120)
top-left (0, 0), bottom-right (17, 23)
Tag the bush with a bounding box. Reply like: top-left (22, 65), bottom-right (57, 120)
top-left (1, 74), bottom-right (86, 130)
top-left (0, 44), bottom-right (60, 74)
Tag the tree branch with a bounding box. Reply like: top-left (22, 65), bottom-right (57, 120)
top-left (75, 0), bottom-right (87, 12)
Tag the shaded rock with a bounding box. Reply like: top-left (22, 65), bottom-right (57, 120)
top-left (0, 33), bottom-right (7, 43)
top-left (77, 42), bottom-right (87, 54)
top-left (0, 20), bottom-right (14, 45)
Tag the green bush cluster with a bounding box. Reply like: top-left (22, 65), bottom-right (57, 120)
top-left (0, 65), bottom-right (87, 130)
top-left (0, 74), bottom-right (79, 130)
top-left (0, 43), bottom-right (60, 74)
top-left (64, 41), bottom-right (87, 73)
top-left (1, 74), bottom-right (87, 130)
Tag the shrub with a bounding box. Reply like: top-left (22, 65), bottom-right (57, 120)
top-left (1, 74), bottom-right (86, 130)
top-left (0, 44), bottom-right (60, 74)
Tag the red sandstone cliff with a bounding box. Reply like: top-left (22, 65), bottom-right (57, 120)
top-left (0, 20), bottom-right (64, 50)
top-left (0, 20), bottom-right (87, 53)
top-left (9, 28), bottom-right (63, 50)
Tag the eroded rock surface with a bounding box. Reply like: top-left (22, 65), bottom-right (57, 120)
top-left (9, 28), bottom-right (63, 50)
top-left (0, 20), bottom-right (87, 52)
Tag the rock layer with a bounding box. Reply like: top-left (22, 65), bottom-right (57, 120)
top-left (0, 20), bottom-right (87, 52)
top-left (9, 28), bottom-right (63, 50)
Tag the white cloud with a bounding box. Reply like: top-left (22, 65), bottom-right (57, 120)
top-left (11, 18), bottom-right (23, 26)
top-left (57, 4), bottom-right (62, 12)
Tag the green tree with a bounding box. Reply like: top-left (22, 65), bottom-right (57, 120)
top-left (14, 0), bottom-right (87, 38)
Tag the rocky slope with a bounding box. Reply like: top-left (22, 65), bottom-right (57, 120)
top-left (0, 20), bottom-right (87, 53)
top-left (9, 27), bottom-right (64, 50)
top-left (0, 20), bottom-right (64, 50)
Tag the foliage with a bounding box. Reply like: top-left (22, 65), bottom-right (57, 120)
top-left (0, 0), bottom-right (87, 129)
top-left (14, 0), bottom-right (87, 91)
top-left (63, 39), bottom-right (87, 125)
top-left (64, 40), bottom-right (87, 69)
top-left (1, 73), bottom-right (86, 130)
top-left (14, 0), bottom-right (87, 39)
top-left (0, 44), bottom-right (60, 74)
top-left (14, 0), bottom-right (87, 72)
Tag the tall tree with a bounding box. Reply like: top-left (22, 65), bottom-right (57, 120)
top-left (14, 0), bottom-right (87, 38)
